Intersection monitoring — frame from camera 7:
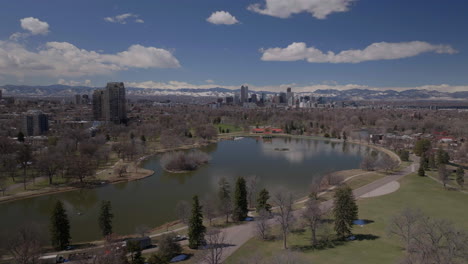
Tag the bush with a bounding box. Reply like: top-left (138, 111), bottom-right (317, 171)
top-left (160, 150), bottom-right (210, 172)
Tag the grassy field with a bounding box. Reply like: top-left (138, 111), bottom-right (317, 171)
top-left (215, 124), bottom-right (242, 134)
top-left (225, 174), bottom-right (468, 264)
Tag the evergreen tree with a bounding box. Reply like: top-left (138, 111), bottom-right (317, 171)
top-left (418, 166), bottom-right (425, 177)
top-left (50, 200), bottom-right (71, 250)
top-left (333, 185), bottom-right (358, 240)
top-left (420, 155), bottom-right (429, 170)
top-left (413, 139), bottom-right (431, 157)
top-left (99, 200), bottom-right (114, 237)
top-left (436, 149), bottom-right (450, 165)
top-left (188, 195), bottom-right (205, 249)
top-left (256, 188), bottom-right (271, 213)
top-left (428, 153), bottom-right (436, 169)
top-left (233, 177), bottom-right (248, 221)
top-left (17, 132), bottom-right (25, 142)
top-left (456, 167), bottom-right (465, 188)
top-left (132, 249), bottom-right (145, 264)
top-left (140, 135), bottom-right (146, 142)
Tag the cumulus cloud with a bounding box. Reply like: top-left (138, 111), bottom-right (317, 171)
top-left (206, 11), bottom-right (240, 25)
top-left (20, 17), bottom-right (50, 35)
top-left (0, 40), bottom-right (180, 78)
top-left (260, 41), bottom-right (458, 63)
top-left (248, 0), bottom-right (354, 19)
top-left (9, 17), bottom-right (50, 40)
top-left (104, 13), bottom-right (144, 24)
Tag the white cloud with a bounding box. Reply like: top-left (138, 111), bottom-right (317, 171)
top-left (206, 11), bottom-right (239, 25)
top-left (58, 79), bottom-right (92, 86)
top-left (205, 79), bottom-right (215, 84)
top-left (20, 17), bottom-right (50, 35)
top-left (125, 81), bottom-right (468, 93)
top-left (104, 13), bottom-right (143, 24)
top-left (0, 40), bottom-right (180, 78)
top-left (248, 0), bottom-right (354, 19)
top-left (260, 41), bottom-right (458, 63)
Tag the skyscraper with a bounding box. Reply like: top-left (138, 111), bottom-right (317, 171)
top-left (22, 110), bottom-right (49, 136)
top-left (92, 82), bottom-right (127, 124)
top-left (240, 85), bottom-right (249, 103)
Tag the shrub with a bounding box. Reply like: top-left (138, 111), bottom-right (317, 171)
top-left (160, 150), bottom-right (210, 172)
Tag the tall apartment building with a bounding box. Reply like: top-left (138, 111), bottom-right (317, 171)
top-left (92, 82), bottom-right (127, 124)
top-left (240, 85), bottom-right (249, 103)
top-left (22, 110), bottom-right (49, 136)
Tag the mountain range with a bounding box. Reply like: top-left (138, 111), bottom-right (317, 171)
top-left (1, 84), bottom-right (468, 101)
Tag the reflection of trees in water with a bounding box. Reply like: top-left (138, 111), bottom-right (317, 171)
top-left (342, 142), bottom-right (349, 154)
top-left (160, 170), bottom-right (194, 185)
top-left (114, 182), bottom-right (128, 191)
top-left (61, 189), bottom-right (99, 214)
top-left (331, 142), bottom-right (336, 149)
top-left (202, 142), bottom-right (218, 154)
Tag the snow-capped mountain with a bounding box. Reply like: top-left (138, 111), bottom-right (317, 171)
top-left (1, 84), bottom-right (467, 101)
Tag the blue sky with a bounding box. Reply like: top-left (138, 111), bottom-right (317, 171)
top-left (1, 0), bottom-right (467, 92)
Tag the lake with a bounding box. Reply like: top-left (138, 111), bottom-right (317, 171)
top-left (0, 137), bottom-right (371, 242)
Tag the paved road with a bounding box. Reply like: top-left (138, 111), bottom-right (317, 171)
top-left (219, 158), bottom-right (417, 263)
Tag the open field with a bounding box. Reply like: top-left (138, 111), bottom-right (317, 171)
top-left (225, 174), bottom-right (468, 264)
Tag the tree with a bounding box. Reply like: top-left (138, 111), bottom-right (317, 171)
top-left (256, 188), bottom-right (271, 213)
top-left (156, 233), bottom-right (182, 262)
top-left (246, 175), bottom-right (259, 208)
top-left (17, 144), bottom-right (33, 190)
top-left (36, 151), bottom-right (61, 185)
top-left (360, 154), bottom-right (377, 171)
top-left (456, 167), bottom-right (465, 188)
top-left (200, 229), bottom-right (227, 264)
top-left (99, 200), bottom-right (114, 237)
top-left (114, 164), bottom-right (128, 178)
top-left (233, 177), bottom-right (248, 222)
top-left (17, 131), bottom-right (25, 143)
top-left (398, 149), bottom-right (410, 162)
top-left (436, 149), bottom-right (450, 165)
top-left (333, 185), bottom-right (358, 240)
top-left (3, 224), bottom-right (45, 264)
top-left (67, 155), bottom-right (96, 184)
top-left (418, 166), bottom-right (425, 177)
top-left (302, 199), bottom-right (324, 246)
top-left (202, 195), bottom-right (217, 226)
top-left (273, 190), bottom-right (294, 249)
top-left (255, 209), bottom-right (270, 240)
top-left (95, 234), bottom-right (129, 264)
top-left (175, 200), bottom-right (191, 225)
top-left (132, 249), bottom-right (145, 264)
top-left (188, 195), bottom-right (206, 249)
top-left (413, 139), bottom-right (431, 157)
top-left (438, 164), bottom-right (450, 189)
top-left (217, 177), bottom-right (232, 223)
top-left (387, 208), bottom-right (424, 250)
top-left (377, 155), bottom-right (399, 173)
top-left (50, 200), bottom-right (71, 250)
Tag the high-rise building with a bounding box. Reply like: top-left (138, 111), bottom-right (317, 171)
top-left (251, 94), bottom-right (258, 103)
top-left (74, 94), bottom-right (81, 104)
top-left (92, 82), bottom-right (127, 124)
top-left (22, 110), bottom-right (48, 136)
top-left (279, 92), bottom-right (287, 104)
top-left (286, 87), bottom-right (294, 106)
top-left (240, 85), bottom-right (249, 103)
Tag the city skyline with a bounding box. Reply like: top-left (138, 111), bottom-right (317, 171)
top-left (1, 0), bottom-right (468, 93)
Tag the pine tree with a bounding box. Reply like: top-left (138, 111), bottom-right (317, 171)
top-left (99, 200), bottom-right (114, 237)
top-left (256, 188), bottom-right (271, 213)
top-left (188, 195), bottom-right (205, 249)
top-left (418, 166), bottom-right (425, 177)
top-left (50, 200), bottom-right (71, 250)
top-left (132, 249), bottom-right (145, 264)
top-left (233, 177), bottom-right (248, 221)
top-left (456, 167), bottom-right (465, 188)
top-left (333, 185), bottom-right (358, 240)
top-left (17, 132), bottom-right (25, 142)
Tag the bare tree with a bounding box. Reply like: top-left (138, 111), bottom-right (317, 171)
top-left (202, 195), bottom-right (217, 226)
top-left (272, 190), bottom-right (294, 249)
top-left (246, 175), bottom-right (259, 208)
top-left (135, 225), bottom-right (151, 237)
top-left (114, 164), bottom-right (128, 178)
top-left (0, 175), bottom-right (7, 196)
top-left (3, 224), bottom-right (45, 264)
top-left (16, 144), bottom-right (33, 190)
top-left (302, 199), bottom-right (324, 247)
top-left (438, 164), bottom-right (450, 189)
top-left (175, 200), bottom-right (191, 225)
top-left (35, 151), bottom-right (61, 185)
top-left (92, 234), bottom-right (128, 264)
top-left (387, 208), bottom-right (425, 250)
top-left (200, 229), bottom-right (227, 264)
top-left (67, 155), bottom-right (96, 185)
top-left (378, 154), bottom-right (399, 173)
top-left (255, 208), bottom-right (270, 240)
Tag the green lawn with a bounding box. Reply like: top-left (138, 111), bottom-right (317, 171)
top-left (215, 124), bottom-right (242, 134)
top-left (225, 174), bottom-right (468, 264)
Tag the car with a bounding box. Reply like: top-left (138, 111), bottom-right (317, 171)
top-left (173, 235), bottom-right (187, 242)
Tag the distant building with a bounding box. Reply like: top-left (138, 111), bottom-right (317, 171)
top-left (251, 94), bottom-right (258, 103)
top-left (0, 89), bottom-right (2, 100)
top-left (240, 85), bottom-right (249, 103)
top-left (225, 96), bottom-right (234, 105)
top-left (92, 82), bottom-right (127, 124)
top-left (74, 94), bottom-right (81, 104)
top-left (22, 110), bottom-right (49, 136)
top-left (279, 92), bottom-right (287, 104)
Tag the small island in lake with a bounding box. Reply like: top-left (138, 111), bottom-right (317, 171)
top-left (274, 148), bottom-right (290, 151)
top-left (160, 150), bottom-right (211, 173)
